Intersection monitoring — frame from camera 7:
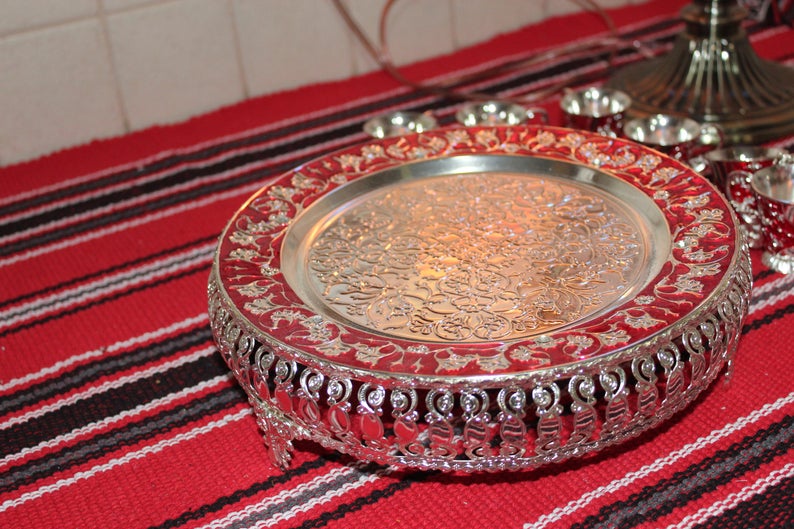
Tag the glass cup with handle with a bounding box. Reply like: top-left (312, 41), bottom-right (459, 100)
top-left (751, 156), bottom-right (794, 274)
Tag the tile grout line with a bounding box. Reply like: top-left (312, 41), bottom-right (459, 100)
top-left (96, 2), bottom-right (132, 133)
top-left (226, 0), bottom-right (251, 100)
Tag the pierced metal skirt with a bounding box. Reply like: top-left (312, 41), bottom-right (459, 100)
top-left (208, 125), bottom-right (751, 472)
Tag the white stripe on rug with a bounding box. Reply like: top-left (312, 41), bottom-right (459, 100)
top-left (524, 391), bottom-right (794, 529)
top-left (0, 407), bottom-right (250, 513)
top-left (665, 461), bottom-right (794, 529)
top-left (0, 374), bottom-right (231, 470)
top-left (0, 346), bottom-right (216, 430)
top-left (195, 465), bottom-right (385, 529)
top-left (0, 244), bottom-right (215, 330)
top-left (0, 313), bottom-right (208, 393)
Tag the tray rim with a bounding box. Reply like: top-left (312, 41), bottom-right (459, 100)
top-left (208, 124), bottom-right (751, 471)
top-left (211, 124), bottom-right (746, 385)
top-left (279, 153), bottom-right (670, 343)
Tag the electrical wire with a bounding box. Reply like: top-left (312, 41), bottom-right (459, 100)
top-left (331, 0), bottom-right (655, 105)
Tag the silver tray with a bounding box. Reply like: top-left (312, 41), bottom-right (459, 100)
top-left (208, 126), bottom-right (751, 472)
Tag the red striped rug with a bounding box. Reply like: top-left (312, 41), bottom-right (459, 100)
top-left (2, 1), bottom-right (793, 528)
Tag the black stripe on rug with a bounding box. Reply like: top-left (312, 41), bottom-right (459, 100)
top-left (0, 262), bottom-right (209, 339)
top-left (569, 414), bottom-right (794, 529)
top-left (742, 302), bottom-right (794, 335)
top-left (693, 473), bottom-right (794, 529)
top-left (290, 471), bottom-right (433, 529)
top-left (0, 385), bottom-right (243, 493)
top-left (147, 453), bottom-right (343, 529)
top-left (0, 326), bottom-right (212, 416)
top-left (1, 352), bottom-right (231, 456)
top-left (0, 233), bottom-right (217, 311)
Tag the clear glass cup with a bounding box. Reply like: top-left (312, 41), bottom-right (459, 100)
top-left (751, 157), bottom-right (794, 274)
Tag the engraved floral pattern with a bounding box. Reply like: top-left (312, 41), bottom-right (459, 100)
top-left (305, 174), bottom-right (643, 342)
top-left (215, 126), bottom-right (742, 376)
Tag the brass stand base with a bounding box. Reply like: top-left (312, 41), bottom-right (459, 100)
top-left (607, 0), bottom-right (794, 145)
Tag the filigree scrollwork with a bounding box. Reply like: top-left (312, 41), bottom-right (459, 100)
top-left (497, 386), bottom-right (527, 457)
top-left (719, 289), bottom-right (741, 338)
top-left (326, 378), bottom-right (354, 444)
top-left (391, 388), bottom-right (423, 457)
top-left (533, 383), bottom-right (563, 454)
top-left (256, 406), bottom-right (294, 470)
top-left (657, 344), bottom-right (684, 407)
top-left (632, 355), bottom-right (659, 417)
top-left (461, 389), bottom-right (492, 459)
top-left (357, 383), bottom-right (388, 452)
top-left (720, 260), bottom-right (752, 378)
top-left (273, 359), bottom-right (297, 415)
top-left (231, 331), bottom-right (256, 391)
top-left (297, 368), bottom-right (325, 426)
top-left (682, 327), bottom-right (707, 385)
top-left (425, 389), bottom-right (457, 459)
top-left (700, 315), bottom-right (726, 381)
top-left (733, 255), bottom-right (753, 314)
top-left (568, 375), bottom-right (597, 446)
top-left (222, 320), bottom-right (242, 360)
top-left (599, 366), bottom-right (630, 434)
top-left (233, 332), bottom-right (255, 363)
top-left (210, 305), bottom-right (232, 363)
top-left (250, 344), bottom-right (274, 404)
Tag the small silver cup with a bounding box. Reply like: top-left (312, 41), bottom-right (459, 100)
top-left (751, 156), bottom-right (794, 274)
top-left (455, 100), bottom-right (548, 126)
top-left (623, 114), bottom-right (723, 165)
top-left (560, 86), bottom-right (631, 137)
top-left (363, 111), bottom-right (437, 138)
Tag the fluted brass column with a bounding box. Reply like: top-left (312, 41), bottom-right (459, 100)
top-left (607, 0), bottom-right (794, 144)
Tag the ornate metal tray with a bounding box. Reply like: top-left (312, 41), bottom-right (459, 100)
top-left (208, 126), bottom-right (751, 472)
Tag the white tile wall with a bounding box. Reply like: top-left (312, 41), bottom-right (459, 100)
top-left (106, 0), bottom-right (244, 130)
top-left (233, 0), bottom-right (354, 97)
top-left (452, 0), bottom-right (545, 49)
top-left (345, 0), bottom-right (456, 75)
top-left (0, 0), bottom-right (637, 166)
top-left (0, 0), bottom-right (98, 37)
top-left (0, 19), bottom-right (125, 164)
top-left (102, 0), bottom-right (160, 11)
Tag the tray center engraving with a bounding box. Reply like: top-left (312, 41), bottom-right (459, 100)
top-left (299, 172), bottom-right (648, 342)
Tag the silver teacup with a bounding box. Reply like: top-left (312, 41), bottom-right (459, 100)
top-left (455, 100), bottom-right (548, 127)
top-left (623, 114), bottom-right (723, 165)
top-left (560, 86), bottom-right (630, 137)
top-left (363, 111), bottom-right (437, 138)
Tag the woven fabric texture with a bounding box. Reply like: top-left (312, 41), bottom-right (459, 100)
top-left (1, 1), bottom-right (793, 528)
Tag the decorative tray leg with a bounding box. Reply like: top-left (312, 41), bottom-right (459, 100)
top-left (253, 403), bottom-right (295, 469)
